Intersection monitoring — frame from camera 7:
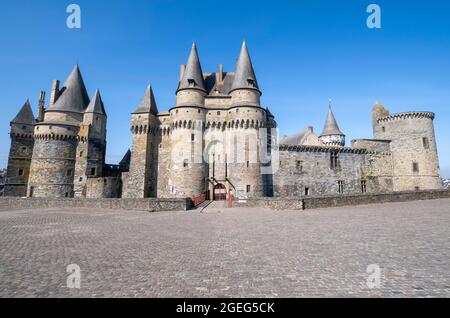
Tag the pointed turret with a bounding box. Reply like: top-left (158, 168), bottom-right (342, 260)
top-left (321, 105), bottom-right (344, 137)
top-left (85, 89), bottom-right (106, 115)
top-left (133, 85), bottom-right (158, 115)
top-left (49, 65), bottom-right (90, 112)
top-left (11, 100), bottom-right (35, 125)
top-left (319, 101), bottom-right (345, 147)
top-left (119, 149), bottom-right (131, 170)
top-left (230, 41), bottom-right (260, 94)
top-left (177, 42), bottom-right (206, 93)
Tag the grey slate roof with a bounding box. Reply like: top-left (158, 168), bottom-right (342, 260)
top-left (49, 65), bottom-right (90, 113)
top-left (203, 72), bottom-right (235, 95)
top-left (320, 107), bottom-right (345, 136)
top-left (230, 41), bottom-right (260, 93)
top-left (177, 42), bottom-right (206, 93)
top-left (280, 130), bottom-right (307, 145)
top-left (85, 89), bottom-right (106, 115)
top-left (119, 149), bottom-right (131, 166)
top-left (133, 85), bottom-right (158, 115)
top-left (12, 100), bottom-right (35, 125)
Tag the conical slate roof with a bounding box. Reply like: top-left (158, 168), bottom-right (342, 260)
top-left (49, 65), bottom-right (90, 112)
top-left (12, 100), bottom-right (35, 125)
top-left (177, 42), bottom-right (206, 93)
top-left (133, 85), bottom-right (158, 115)
top-left (320, 106), bottom-right (345, 136)
top-left (119, 149), bottom-right (131, 166)
top-left (85, 89), bottom-right (106, 115)
top-left (230, 41), bottom-right (260, 93)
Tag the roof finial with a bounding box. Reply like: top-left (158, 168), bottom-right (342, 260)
top-left (328, 98), bottom-right (332, 109)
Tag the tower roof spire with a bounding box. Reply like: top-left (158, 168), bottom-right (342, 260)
top-left (320, 103), bottom-right (345, 136)
top-left (133, 85), bottom-right (158, 115)
top-left (177, 42), bottom-right (206, 93)
top-left (85, 89), bottom-right (106, 115)
top-left (11, 100), bottom-right (35, 125)
top-left (230, 41), bottom-right (260, 94)
top-left (48, 65), bottom-right (90, 112)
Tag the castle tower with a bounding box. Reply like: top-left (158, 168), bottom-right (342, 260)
top-left (226, 41), bottom-right (267, 198)
top-left (4, 100), bottom-right (36, 197)
top-left (123, 85), bottom-right (159, 198)
top-left (319, 101), bottom-right (345, 147)
top-left (371, 100), bottom-right (390, 137)
top-left (28, 65), bottom-right (90, 198)
top-left (372, 102), bottom-right (441, 191)
top-left (168, 42), bottom-right (208, 198)
top-left (74, 89), bottom-right (107, 197)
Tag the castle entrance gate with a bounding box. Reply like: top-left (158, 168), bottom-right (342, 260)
top-left (213, 183), bottom-right (226, 201)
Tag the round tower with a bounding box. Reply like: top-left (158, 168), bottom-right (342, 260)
top-left (319, 101), bottom-right (345, 147)
top-left (226, 41), bottom-right (266, 198)
top-left (374, 110), bottom-right (441, 191)
top-left (28, 65), bottom-right (89, 198)
top-left (168, 42), bottom-right (208, 197)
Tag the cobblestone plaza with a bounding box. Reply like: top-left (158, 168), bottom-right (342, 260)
top-left (0, 199), bottom-right (449, 298)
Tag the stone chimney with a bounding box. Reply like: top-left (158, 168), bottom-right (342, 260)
top-left (218, 64), bottom-right (223, 83)
top-left (180, 64), bottom-right (186, 81)
top-left (37, 91), bottom-right (46, 122)
top-left (49, 80), bottom-right (60, 107)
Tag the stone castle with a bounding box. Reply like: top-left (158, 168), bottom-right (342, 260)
top-left (3, 42), bottom-right (443, 200)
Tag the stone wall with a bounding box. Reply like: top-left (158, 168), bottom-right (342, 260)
top-left (274, 146), bottom-right (394, 197)
top-left (302, 189), bottom-right (450, 210)
top-left (4, 134), bottom-right (34, 197)
top-left (233, 197), bottom-right (304, 210)
top-left (86, 176), bottom-right (122, 198)
top-left (0, 197), bottom-right (192, 212)
top-left (233, 189), bottom-right (450, 211)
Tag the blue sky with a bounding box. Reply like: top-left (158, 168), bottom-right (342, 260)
top-left (1, 0), bottom-right (449, 177)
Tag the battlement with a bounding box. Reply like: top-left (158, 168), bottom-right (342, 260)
top-left (377, 111), bottom-right (435, 123)
top-left (278, 144), bottom-right (392, 156)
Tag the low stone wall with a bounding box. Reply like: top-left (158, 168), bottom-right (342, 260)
top-left (234, 189), bottom-right (450, 211)
top-left (0, 197), bottom-right (191, 212)
top-left (233, 197), bottom-right (305, 210)
top-left (302, 189), bottom-right (450, 210)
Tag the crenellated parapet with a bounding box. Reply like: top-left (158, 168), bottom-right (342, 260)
top-left (34, 132), bottom-right (80, 141)
top-left (377, 111), bottom-right (435, 123)
top-left (130, 124), bottom-right (159, 136)
top-left (279, 144), bottom-right (392, 156)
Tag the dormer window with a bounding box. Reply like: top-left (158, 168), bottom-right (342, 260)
top-left (187, 79), bottom-right (196, 87)
top-left (247, 78), bottom-right (256, 87)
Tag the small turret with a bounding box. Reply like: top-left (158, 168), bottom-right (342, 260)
top-left (123, 85), bottom-right (160, 198)
top-left (372, 100), bottom-right (390, 138)
top-left (4, 100), bottom-right (36, 197)
top-left (133, 85), bottom-right (158, 115)
top-left (74, 89), bottom-right (108, 197)
top-left (319, 100), bottom-right (345, 147)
